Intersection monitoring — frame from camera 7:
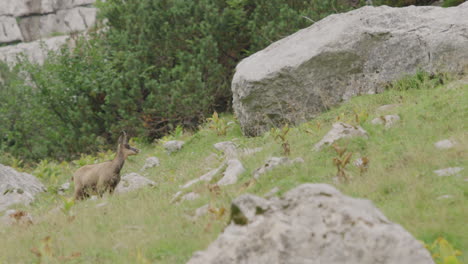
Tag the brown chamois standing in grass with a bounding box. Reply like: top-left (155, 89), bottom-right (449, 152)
top-left (72, 132), bottom-right (139, 200)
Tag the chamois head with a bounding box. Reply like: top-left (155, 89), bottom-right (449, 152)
top-left (118, 131), bottom-right (140, 158)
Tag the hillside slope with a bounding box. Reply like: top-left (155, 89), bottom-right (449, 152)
top-left (0, 74), bottom-right (466, 263)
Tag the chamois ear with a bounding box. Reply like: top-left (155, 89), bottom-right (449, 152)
top-left (122, 131), bottom-right (128, 143)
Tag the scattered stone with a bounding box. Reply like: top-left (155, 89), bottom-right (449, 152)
top-left (433, 167), bottom-right (464, 177)
top-left (214, 141), bottom-right (238, 159)
top-left (181, 192), bottom-right (200, 202)
top-left (96, 202), bottom-right (107, 208)
top-left (171, 191), bottom-right (183, 203)
top-left (241, 147), bottom-right (263, 156)
top-left (163, 140), bottom-right (185, 154)
top-left (232, 3), bottom-right (468, 136)
top-left (217, 159), bottom-right (245, 186)
top-left (0, 164), bottom-right (46, 212)
top-left (314, 122), bottom-right (368, 151)
top-left (115, 173), bottom-right (156, 194)
top-left (371, 114), bottom-right (400, 128)
top-left (1, 209), bottom-right (33, 226)
top-left (253, 157), bottom-right (304, 180)
top-left (58, 182), bottom-right (71, 195)
top-left (193, 204), bottom-right (210, 220)
top-left (434, 139), bottom-right (456, 150)
top-left (141, 157), bottom-right (160, 171)
top-left (180, 162), bottom-right (226, 189)
top-left (437, 195), bottom-right (454, 200)
top-left (264, 187), bottom-right (280, 199)
top-left (188, 184), bottom-right (434, 264)
top-left (376, 104), bottom-right (402, 113)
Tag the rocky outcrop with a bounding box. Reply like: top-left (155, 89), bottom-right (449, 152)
top-left (0, 164), bottom-right (46, 212)
top-left (188, 184), bottom-right (434, 264)
top-left (0, 0), bottom-right (97, 64)
top-left (232, 3), bottom-right (468, 136)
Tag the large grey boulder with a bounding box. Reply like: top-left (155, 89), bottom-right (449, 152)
top-left (188, 184), bottom-right (434, 264)
top-left (232, 3), bottom-right (468, 136)
top-left (0, 164), bottom-right (46, 212)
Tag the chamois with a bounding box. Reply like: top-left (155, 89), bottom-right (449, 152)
top-left (72, 132), bottom-right (139, 200)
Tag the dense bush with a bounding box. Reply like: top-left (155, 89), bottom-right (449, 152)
top-left (0, 0), bottom-right (362, 161)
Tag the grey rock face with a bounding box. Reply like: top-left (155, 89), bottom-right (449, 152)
top-left (114, 173), bottom-right (156, 194)
top-left (19, 7), bottom-right (97, 42)
top-left (163, 140), bottom-right (185, 154)
top-left (0, 0), bottom-right (95, 17)
top-left (371, 114), bottom-right (400, 128)
top-left (0, 164), bottom-right (46, 212)
top-left (232, 3), bottom-right (468, 136)
top-left (188, 184), bottom-right (434, 264)
top-left (314, 122), bottom-right (368, 151)
top-left (0, 16), bottom-right (23, 43)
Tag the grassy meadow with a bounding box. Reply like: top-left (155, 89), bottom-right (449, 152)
top-left (0, 74), bottom-right (466, 263)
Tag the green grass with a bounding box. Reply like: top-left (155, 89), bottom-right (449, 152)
top-left (0, 75), bottom-right (467, 263)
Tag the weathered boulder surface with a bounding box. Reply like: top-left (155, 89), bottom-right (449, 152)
top-left (188, 184), bottom-right (434, 264)
top-left (232, 3), bottom-right (468, 136)
top-left (0, 164), bottom-right (46, 212)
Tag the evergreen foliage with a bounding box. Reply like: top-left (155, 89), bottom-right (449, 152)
top-left (0, 0), bottom-right (359, 161)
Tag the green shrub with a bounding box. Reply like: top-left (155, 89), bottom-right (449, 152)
top-left (442, 0), bottom-right (465, 7)
top-left (0, 0), bottom-right (361, 161)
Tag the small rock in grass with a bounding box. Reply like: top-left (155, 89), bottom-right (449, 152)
top-left (217, 159), bottom-right (245, 186)
top-left (434, 139), bottom-right (456, 150)
top-left (181, 192), bottom-right (200, 202)
top-left (163, 140), bottom-right (185, 154)
top-left (436, 195), bottom-right (454, 200)
top-left (254, 157), bottom-right (304, 180)
top-left (180, 162), bottom-right (226, 189)
top-left (194, 204), bottom-right (210, 219)
top-left (371, 115), bottom-right (400, 129)
top-left (433, 167), bottom-right (464, 177)
top-left (141, 157), bottom-right (160, 171)
top-left (314, 122), bottom-right (368, 151)
top-left (214, 141), bottom-right (238, 159)
top-left (58, 182), bottom-right (71, 195)
top-left (376, 104), bottom-right (401, 112)
top-left (115, 173), bottom-right (156, 194)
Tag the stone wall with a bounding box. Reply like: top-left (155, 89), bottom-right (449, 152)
top-left (0, 0), bottom-right (97, 64)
